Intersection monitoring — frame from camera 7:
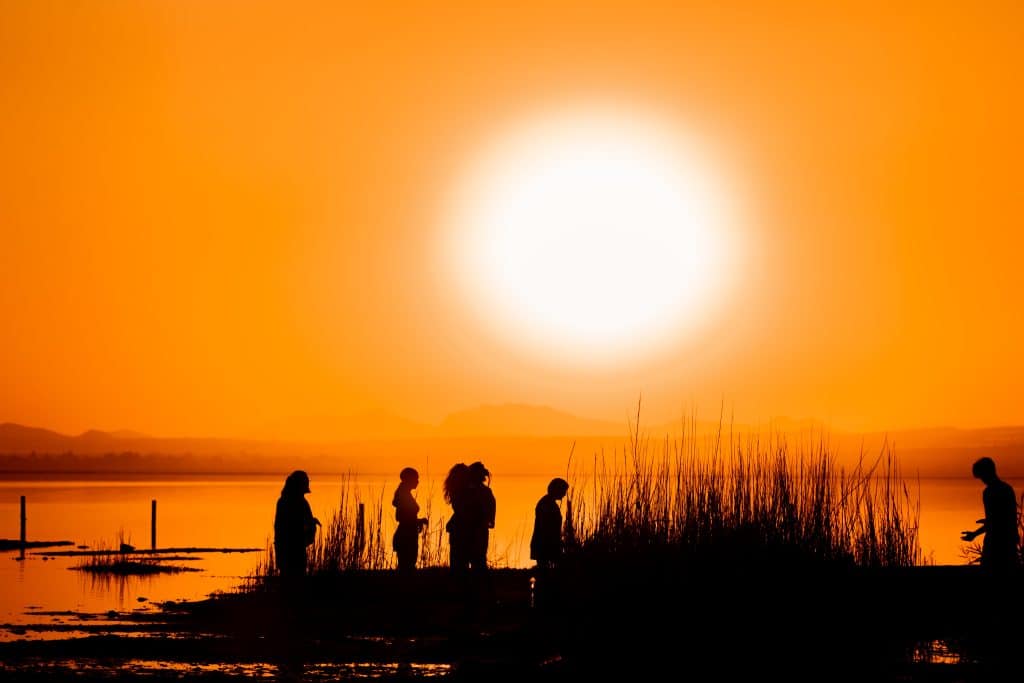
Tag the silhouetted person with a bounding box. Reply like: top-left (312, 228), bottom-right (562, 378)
top-left (444, 463), bottom-right (471, 572)
top-left (530, 477), bottom-right (570, 615)
top-left (450, 461), bottom-right (495, 625)
top-left (961, 457), bottom-right (1020, 572)
top-left (392, 467), bottom-right (428, 572)
top-left (462, 461), bottom-right (496, 574)
top-left (274, 470), bottom-right (320, 580)
top-left (530, 477), bottom-right (570, 567)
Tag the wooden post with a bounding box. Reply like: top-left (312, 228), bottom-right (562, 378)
top-left (151, 500), bottom-right (157, 550)
top-left (354, 502), bottom-right (365, 564)
top-left (20, 495), bottom-right (26, 559)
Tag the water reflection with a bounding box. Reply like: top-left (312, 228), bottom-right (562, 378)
top-left (123, 659), bottom-right (451, 680)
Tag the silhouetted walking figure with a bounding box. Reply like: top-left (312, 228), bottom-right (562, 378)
top-left (274, 470), bottom-right (320, 580)
top-left (444, 463), bottom-right (471, 572)
top-left (961, 457), bottom-right (1020, 572)
top-left (392, 467), bottom-right (428, 572)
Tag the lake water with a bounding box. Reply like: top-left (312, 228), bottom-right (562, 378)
top-left (0, 473), bottom-right (1016, 639)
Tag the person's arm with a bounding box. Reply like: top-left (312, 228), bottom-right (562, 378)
top-left (961, 519), bottom-right (986, 542)
top-left (303, 499), bottom-right (321, 542)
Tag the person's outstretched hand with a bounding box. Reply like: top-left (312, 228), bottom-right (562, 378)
top-left (961, 529), bottom-right (979, 542)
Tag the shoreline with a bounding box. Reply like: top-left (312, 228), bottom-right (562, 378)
top-left (2, 564), bottom-right (1021, 681)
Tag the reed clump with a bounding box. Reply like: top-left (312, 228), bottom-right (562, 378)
top-left (565, 419), bottom-right (922, 570)
top-left (72, 533), bottom-right (199, 577)
top-left (255, 474), bottom-right (450, 580)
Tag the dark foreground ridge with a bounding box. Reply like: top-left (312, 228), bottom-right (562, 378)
top-left (2, 564), bottom-right (1022, 682)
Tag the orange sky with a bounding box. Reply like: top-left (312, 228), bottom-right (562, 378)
top-left (2, 2), bottom-right (1022, 438)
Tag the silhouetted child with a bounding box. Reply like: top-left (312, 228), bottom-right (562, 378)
top-left (392, 467), bottom-right (428, 572)
top-left (530, 478), bottom-right (570, 614)
top-left (274, 470), bottom-right (320, 580)
top-left (961, 457), bottom-right (1020, 572)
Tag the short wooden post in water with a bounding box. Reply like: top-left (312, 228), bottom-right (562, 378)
top-left (151, 499), bottom-right (157, 550)
top-left (354, 502), bottom-right (366, 565)
top-left (20, 495), bottom-right (26, 559)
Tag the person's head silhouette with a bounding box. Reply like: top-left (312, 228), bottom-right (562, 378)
top-left (468, 461), bottom-right (490, 485)
top-left (283, 470), bottom-right (311, 495)
top-left (972, 457), bottom-right (998, 484)
top-left (444, 463), bottom-right (469, 503)
top-left (547, 477), bottom-right (570, 500)
top-left (399, 467), bottom-right (420, 489)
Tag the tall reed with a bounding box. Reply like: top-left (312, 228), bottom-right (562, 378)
top-left (565, 415), bottom-right (922, 568)
top-left (257, 473), bottom-right (451, 578)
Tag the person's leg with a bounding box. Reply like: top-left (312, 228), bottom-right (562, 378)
top-left (397, 540), bottom-right (417, 572)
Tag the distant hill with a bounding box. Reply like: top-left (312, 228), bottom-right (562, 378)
top-left (0, 423), bottom-right (77, 454)
top-left (251, 411), bottom-right (432, 441)
top-left (437, 404), bottom-right (625, 437)
top-left (3, 412), bottom-right (1024, 477)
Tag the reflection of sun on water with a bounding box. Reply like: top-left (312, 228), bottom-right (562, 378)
top-left (445, 105), bottom-right (741, 366)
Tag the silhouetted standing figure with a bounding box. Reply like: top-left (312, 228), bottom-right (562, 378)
top-left (444, 463), bottom-right (471, 573)
top-left (462, 461), bottom-right (496, 574)
top-left (961, 457), bottom-right (1020, 572)
top-left (392, 467), bottom-right (428, 572)
top-left (450, 461), bottom-right (495, 625)
top-left (530, 477), bottom-right (570, 615)
top-left (274, 470), bottom-right (320, 580)
top-left (530, 477), bottom-right (570, 567)
top-left (272, 471), bottom-right (319, 673)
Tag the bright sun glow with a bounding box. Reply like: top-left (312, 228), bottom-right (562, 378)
top-left (445, 106), bottom-right (739, 365)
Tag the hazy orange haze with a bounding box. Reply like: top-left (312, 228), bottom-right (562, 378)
top-left (2, 2), bottom-right (1022, 438)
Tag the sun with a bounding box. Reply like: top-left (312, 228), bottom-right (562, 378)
top-left (444, 106), bottom-right (739, 366)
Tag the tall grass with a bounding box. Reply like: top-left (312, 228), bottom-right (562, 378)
top-left (565, 415), bottom-right (922, 569)
top-left (251, 418), bottom-right (922, 583)
top-left (254, 474), bottom-right (451, 580)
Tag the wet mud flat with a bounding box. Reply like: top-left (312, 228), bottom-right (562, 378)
top-left (0, 569), bottom-right (564, 681)
top-left (1, 565), bottom-right (1022, 681)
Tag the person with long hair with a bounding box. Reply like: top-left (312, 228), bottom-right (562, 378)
top-left (274, 470), bottom-right (320, 579)
top-left (443, 463), bottom-right (470, 572)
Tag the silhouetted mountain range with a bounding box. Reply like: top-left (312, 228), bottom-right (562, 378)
top-left (2, 406), bottom-right (1024, 477)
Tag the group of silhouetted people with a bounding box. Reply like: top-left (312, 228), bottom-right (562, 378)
top-left (272, 455), bottom-right (1020, 585)
top-left (441, 461), bottom-right (497, 575)
top-left (272, 465), bottom-right (573, 580)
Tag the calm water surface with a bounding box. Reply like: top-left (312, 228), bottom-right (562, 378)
top-left (0, 473), bottom-right (1016, 637)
